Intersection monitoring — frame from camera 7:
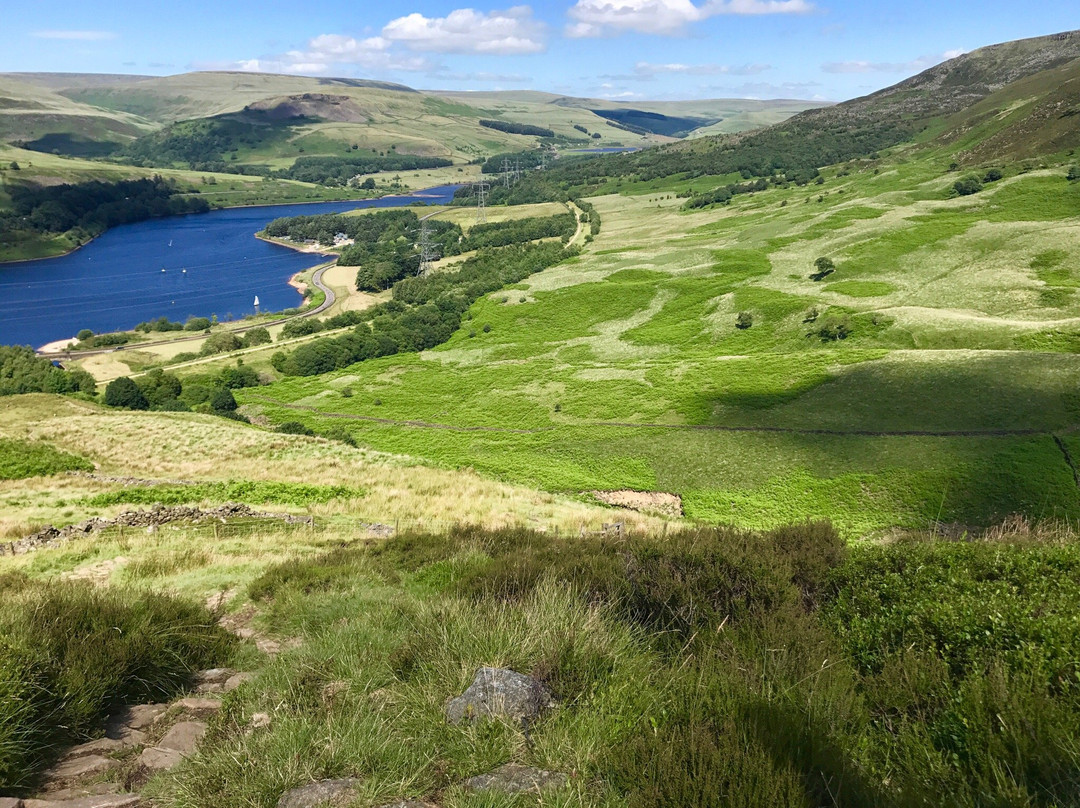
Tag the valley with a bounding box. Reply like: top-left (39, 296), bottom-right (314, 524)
top-left (2, 23), bottom-right (1080, 808)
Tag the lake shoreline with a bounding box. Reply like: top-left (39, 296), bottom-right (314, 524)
top-left (0, 186), bottom-right (446, 268)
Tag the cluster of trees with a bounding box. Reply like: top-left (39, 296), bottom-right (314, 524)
top-left (0, 346), bottom-right (95, 397)
top-left (952, 168), bottom-right (1003, 197)
top-left (682, 178), bottom-right (770, 209)
top-left (265, 209), bottom-right (418, 246)
top-left (463, 213), bottom-right (576, 250)
top-left (272, 241), bottom-right (574, 377)
top-left (479, 119), bottom-right (555, 138)
top-left (102, 361), bottom-right (266, 417)
top-left (2, 178), bottom-right (209, 240)
top-left (276, 155), bottom-right (451, 185)
top-left (574, 199), bottom-right (601, 237)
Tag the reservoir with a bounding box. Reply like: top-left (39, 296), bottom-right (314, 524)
top-left (0, 185), bottom-right (460, 349)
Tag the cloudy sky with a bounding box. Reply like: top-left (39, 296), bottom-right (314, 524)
top-left (5, 0), bottom-right (1075, 101)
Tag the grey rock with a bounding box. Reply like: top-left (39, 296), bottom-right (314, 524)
top-left (23, 796), bottom-right (140, 808)
top-left (375, 802), bottom-right (434, 808)
top-left (32, 785), bottom-right (118, 802)
top-left (276, 778), bottom-right (363, 808)
top-left (0, 798), bottom-right (21, 808)
top-left (157, 721), bottom-right (207, 754)
top-left (195, 668), bottom-right (234, 685)
top-left (445, 668), bottom-right (554, 724)
top-left (172, 697), bottom-right (220, 718)
top-left (107, 704), bottom-right (167, 733)
top-left (463, 763), bottom-right (568, 794)
top-left (61, 738), bottom-right (126, 760)
top-left (136, 747), bottom-right (183, 773)
top-left (223, 672), bottom-right (255, 692)
top-left (44, 755), bottom-right (115, 781)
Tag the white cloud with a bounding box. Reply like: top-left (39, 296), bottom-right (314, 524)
top-left (822, 49), bottom-right (967, 74)
top-left (708, 79), bottom-right (826, 100)
top-left (634, 60), bottom-right (771, 76)
top-left (32, 30), bottom-right (116, 41)
top-left (382, 6), bottom-right (546, 54)
top-left (566, 0), bottom-right (813, 38)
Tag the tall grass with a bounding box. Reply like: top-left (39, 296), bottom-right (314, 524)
top-left (0, 573), bottom-right (237, 793)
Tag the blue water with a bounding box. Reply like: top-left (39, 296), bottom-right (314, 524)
top-left (0, 185), bottom-right (460, 348)
top-left (567, 147), bottom-right (640, 154)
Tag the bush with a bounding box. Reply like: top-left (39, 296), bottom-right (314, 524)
top-left (0, 576), bottom-right (235, 792)
top-left (983, 167), bottom-right (1003, 182)
top-left (103, 376), bottom-right (148, 410)
top-left (735, 311), bottom-right (753, 330)
top-left (1068, 165), bottom-right (1080, 182)
top-left (200, 332), bottom-right (242, 356)
top-left (209, 388), bottom-right (238, 413)
top-left (184, 317), bottom-right (212, 331)
top-left (953, 174), bottom-right (983, 196)
top-left (277, 421), bottom-right (315, 436)
top-left (240, 327), bottom-right (271, 347)
top-left (76, 329), bottom-right (93, 341)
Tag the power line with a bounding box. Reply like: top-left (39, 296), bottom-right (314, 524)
top-left (474, 179), bottom-right (489, 224)
top-left (417, 219), bottom-right (437, 276)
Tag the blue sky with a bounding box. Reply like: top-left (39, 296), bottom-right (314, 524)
top-left (5, 1), bottom-right (1076, 101)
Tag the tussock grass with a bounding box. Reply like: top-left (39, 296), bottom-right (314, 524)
top-left (129, 521), bottom-right (1080, 807)
top-left (0, 437), bottom-right (92, 480)
top-left (0, 574), bottom-right (236, 794)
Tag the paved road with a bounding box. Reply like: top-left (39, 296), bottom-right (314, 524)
top-left (41, 261), bottom-right (337, 361)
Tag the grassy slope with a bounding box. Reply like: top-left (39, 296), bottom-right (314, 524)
top-left (233, 147), bottom-right (1080, 537)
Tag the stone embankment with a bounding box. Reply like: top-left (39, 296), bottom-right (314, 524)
top-left (2, 504), bottom-right (314, 555)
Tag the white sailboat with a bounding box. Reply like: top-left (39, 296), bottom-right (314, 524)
top-left (253, 295), bottom-right (260, 307)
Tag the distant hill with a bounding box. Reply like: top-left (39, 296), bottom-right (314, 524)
top-left (0, 71), bottom-right (821, 169)
top-left (549, 29), bottom-right (1080, 185)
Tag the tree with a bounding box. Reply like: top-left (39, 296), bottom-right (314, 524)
top-left (210, 388), bottom-right (237, 413)
top-left (983, 167), bottom-right (1003, 182)
top-left (360, 178), bottom-right (376, 190)
top-left (8, 162), bottom-right (19, 171)
top-left (241, 327), bottom-right (271, 347)
top-left (104, 377), bottom-right (149, 410)
top-left (76, 329), bottom-right (94, 341)
top-left (953, 175), bottom-right (983, 196)
top-left (184, 317), bottom-right (211, 331)
top-left (200, 331), bottom-right (242, 355)
top-left (735, 311), bottom-right (753, 330)
top-left (810, 256), bottom-right (835, 281)
top-left (136, 369), bottom-right (182, 408)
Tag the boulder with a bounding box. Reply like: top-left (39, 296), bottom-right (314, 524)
top-left (276, 778), bottom-right (362, 808)
top-left (463, 763), bottom-right (568, 794)
top-left (27, 785), bottom-right (117, 802)
top-left (194, 668), bottom-right (235, 693)
top-left (0, 798), bottom-right (21, 808)
top-left (445, 668), bottom-right (554, 725)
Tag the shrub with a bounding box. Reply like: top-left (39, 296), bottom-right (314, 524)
top-left (953, 174), bottom-right (983, 196)
top-left (241, 327), bottom-right (271, 347)
top-left (277, 421), bottom-right (315, 436)
top-left (184, 317), bottom-right (212, 331)
top-left (1068, 165), bottom-right (1080, 182)
top-left (76, 329), bottom-right (93, 341)
top-left (200, 332), bottom-right (242, 356)
top-left (983, 167), bottom-right (1003, 182)
top-left (209, 388), bottom-right (238, 413)
top-left (103, 377), bottom-right (148, 410)
top-left (735, 311), bottom-right (753, 330)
